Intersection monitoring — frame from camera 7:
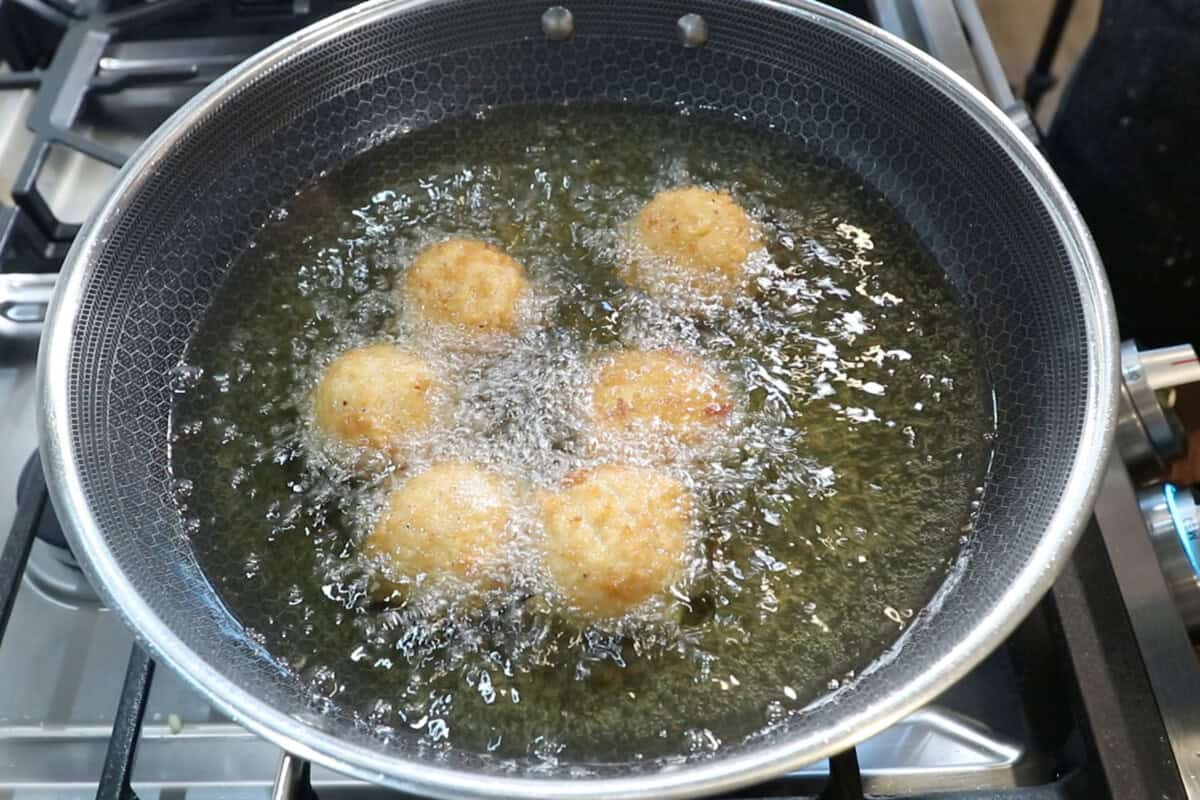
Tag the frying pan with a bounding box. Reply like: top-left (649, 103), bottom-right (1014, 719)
top-left (38, 0), bottom-right (1118, 797)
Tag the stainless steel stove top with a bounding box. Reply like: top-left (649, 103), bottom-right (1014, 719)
top-left (3, 2), bottom-right (1200, 798)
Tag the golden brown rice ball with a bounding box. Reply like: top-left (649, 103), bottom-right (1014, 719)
top-left (312, 344), bottom-right (437, 452)
top-left (403, 238), bottom-right (529, 333)
top-left (591, 349), bottom-right (732, 445)
top-left (364, 461), bottom-right (514, 589)
top-left (627, 187), bottom-right (761, 303)
top-left (540, 464), bottom-right (691, 619)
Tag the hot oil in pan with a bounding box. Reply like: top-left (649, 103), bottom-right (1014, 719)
top-left (170, 104), bottom-right (992, 763)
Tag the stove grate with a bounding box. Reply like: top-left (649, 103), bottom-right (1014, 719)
top-left (0, 0), bottom-right (353, 274)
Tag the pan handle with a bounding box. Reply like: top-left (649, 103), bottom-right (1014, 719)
top-left (0, 273), bottom-right (55, 347)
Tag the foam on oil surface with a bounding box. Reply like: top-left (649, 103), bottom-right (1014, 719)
top-left (169, 104), bottom-right (992, 766)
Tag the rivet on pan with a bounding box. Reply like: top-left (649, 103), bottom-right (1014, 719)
top-left (542, 6), bottom-right (575, 41)
top-left (677, 13), bottom-right (709, 47)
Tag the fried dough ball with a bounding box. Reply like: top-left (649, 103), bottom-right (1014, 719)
top-left (591, 349), bottom-right (732, 445)
top-left (365, 461), bottom-right (514, 589)
top-left (403, 238), bottom-right (529, 333)
top-left (540, 464), bottom-right (691, 618)
top-left (312, 344), bottom-right (437, 452)
top-left (626, 187), bottom-right (761, 303)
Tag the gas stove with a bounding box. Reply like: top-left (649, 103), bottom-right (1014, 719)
top-left (3, 2), bottom-right (1200, 798)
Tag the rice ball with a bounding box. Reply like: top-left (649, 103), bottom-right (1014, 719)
top-left (590, 349), bottom-right (733, 446)
top-left (626, 187), bottom-right (761, 303)
top-left (312, 343), bottom-right (437, 452)
top-left (403, 238), bottom-right (529, 333)
top-left (540, 464), bottom-right (691, 619)
top-left (364, 461), bottom-right (514, 590)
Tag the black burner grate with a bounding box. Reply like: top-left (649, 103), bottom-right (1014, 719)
top-left (0, 0), bottom-right (354, 274)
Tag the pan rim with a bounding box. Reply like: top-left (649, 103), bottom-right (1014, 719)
top-left (37, 0), bottom-right (1119, 798)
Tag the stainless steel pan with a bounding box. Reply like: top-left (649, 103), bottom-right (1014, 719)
top-left (38, 1), bottom-right (1118, 797)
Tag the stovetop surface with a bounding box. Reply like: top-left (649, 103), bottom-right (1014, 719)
top-left (1, 1), bottom-right (1198, 798)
